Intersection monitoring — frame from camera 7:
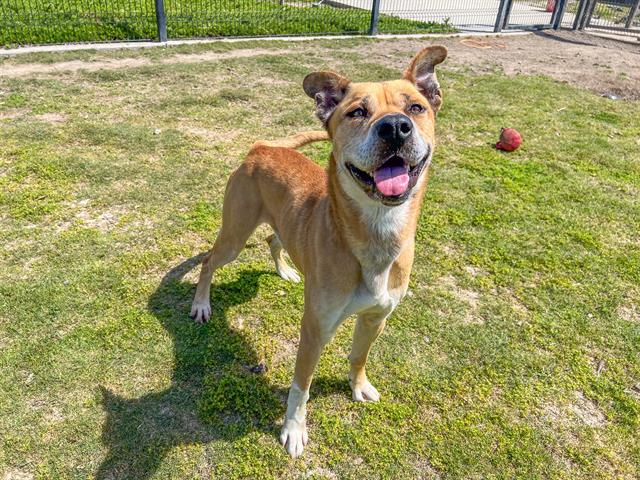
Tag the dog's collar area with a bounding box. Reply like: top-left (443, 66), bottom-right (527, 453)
top-left (346, 152), bottom-right (429, 206)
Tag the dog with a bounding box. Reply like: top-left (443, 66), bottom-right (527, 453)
top-left (190, 45), bottom-right (447, 457)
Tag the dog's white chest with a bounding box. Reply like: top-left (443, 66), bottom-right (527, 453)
top-left (342, 265), bottom-right (401, 318)
top-left (346, 284), bottom-right (394, 315)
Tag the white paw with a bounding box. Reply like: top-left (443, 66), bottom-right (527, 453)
top-left (190, 301), bottom-right (211, 323)
top-left (277, 265), bottom-right (301, 283)
top-left (279, 418), bottom-right (308, 458)
top-left (350, 378), bottom-right (381, 402)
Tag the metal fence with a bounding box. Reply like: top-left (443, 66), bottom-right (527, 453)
top-left (575, 0), bottom-right (640, 36)
top-left (0, 1), bottom-right (157, 45)
top-left (0, 0), bottom-right (458, 45)
top-left (0, 0), bottom-right (638, 47)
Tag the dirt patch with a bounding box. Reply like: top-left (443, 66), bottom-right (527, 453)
top-left (0, 48), bottom-right (293, 78)
top-left (542, 391), bottom-right (606, 428)
top-left (0, 57), bottom-right (149, 77)
top-left (440, 243), bottom-right (461, 257)
top-left (3, 33), bottom-right (639, 99)
top-left (271, 336), bottom-right (298, 367)
top-left (35, 112), bottom-right (67, 124)
top-left (570, 391), bottom-right (606, 427)
top-left (78, 211), bottom-right (120, 231)
top-left (180, 125), bottom-right (243, 144)
top-left (168, 48), bottom-right (291, 64)
top-left (44, 406), bottom-right (65, 423)
top-left (2, 470), bottom-right (34, 480)
top-left (412, 457), bottom-right (442, 479)
top-left (303, 467), bottom-right (338, 479)
top-left (464, 265), bottom-right (483, 277)
top-left (436, 274), bottom-right (483, 325)
top-left (617, 301), bottom-right (639, 323)
top-left (366, 31), bottom-right (640, 100)
top-left (627, 384), bottom-right (640, 401)
top-left (0, 108), bottom-right (29, 120)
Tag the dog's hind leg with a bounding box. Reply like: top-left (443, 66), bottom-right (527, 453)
top-left (266, 233), bottom-right (301, 283)
top-left (190, 169), bottom-right (263, 323)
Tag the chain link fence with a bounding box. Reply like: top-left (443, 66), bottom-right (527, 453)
top-left (0, 0), bottom-right (638, 47)
top-left (579, 0), bottom-right (640, 36)
top-left (0, 0), bottom-right (456, 46)
top-left (0, 1), bottom-right (157, 45)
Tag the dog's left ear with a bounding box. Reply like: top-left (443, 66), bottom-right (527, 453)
top-left (303, 71), bottom-right (350, 125)
top-left (403, 46), bottom-right (448, 114)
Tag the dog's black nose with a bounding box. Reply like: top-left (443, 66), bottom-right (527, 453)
top-left (377, 114), bottom-right (412, 148)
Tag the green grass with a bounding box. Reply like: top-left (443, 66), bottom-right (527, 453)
top-left (0, 0), bottom-right (455, 47)
top-left (0, 39), bottom-right (639, 479)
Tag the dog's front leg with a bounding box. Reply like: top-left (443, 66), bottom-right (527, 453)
top-left (280, 310), bottom-right (334, 458)
top-left (348, 310), bottom-right (390, 402)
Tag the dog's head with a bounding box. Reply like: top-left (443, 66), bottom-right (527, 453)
top-left (304, 46), bottom-right (447, 207)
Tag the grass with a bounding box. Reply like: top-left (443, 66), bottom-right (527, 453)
top-left (0, 39), bottom-right (639, 479)
top-left (0, 0), bottom-right (455, 47)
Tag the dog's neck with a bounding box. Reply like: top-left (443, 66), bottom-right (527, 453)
top-left (328, 154), bottom-right (424, 272)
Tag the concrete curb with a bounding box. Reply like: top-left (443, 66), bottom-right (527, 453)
top-left (0, 31), bottom-right (532, 57)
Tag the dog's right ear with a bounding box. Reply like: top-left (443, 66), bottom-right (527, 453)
top-left (303, 72), bottom-right (350, 125)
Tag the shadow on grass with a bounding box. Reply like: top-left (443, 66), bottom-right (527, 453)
top-left (96, 254), bottom-right (282, 479)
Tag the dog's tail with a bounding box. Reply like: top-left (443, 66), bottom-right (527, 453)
top-left (252, 130), bottom-right (329, 150)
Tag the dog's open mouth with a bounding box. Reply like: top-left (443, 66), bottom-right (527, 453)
top-left (347, 153), bottom-right (428, 206)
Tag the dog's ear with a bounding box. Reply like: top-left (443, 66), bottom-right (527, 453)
top-left (403, 46), bottom-right (447, 113)
top-left (303, 71), bottom-right (350, 125)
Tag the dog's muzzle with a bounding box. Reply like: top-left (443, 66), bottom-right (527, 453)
top-left (346, 146), bottom-right (431, 206)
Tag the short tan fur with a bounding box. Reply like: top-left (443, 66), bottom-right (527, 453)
top-left (191, 45), bottom-right (448, 457)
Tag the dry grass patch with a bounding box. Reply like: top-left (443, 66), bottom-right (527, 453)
top-left (435, 274), bottom-right (483, 325)
top-left (34, 112), bottom-right (67, 124)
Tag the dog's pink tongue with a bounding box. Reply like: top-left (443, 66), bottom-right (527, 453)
top-left (374, 165), bottom-right (409, 196)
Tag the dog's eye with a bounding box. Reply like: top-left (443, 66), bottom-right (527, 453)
top-left (347, 108), bottom-right (367, 118)
top-left (409, 104), bottom-right (425, 114)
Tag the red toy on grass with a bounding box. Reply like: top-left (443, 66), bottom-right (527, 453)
top-left (496, 128), bottom-right (522, 152)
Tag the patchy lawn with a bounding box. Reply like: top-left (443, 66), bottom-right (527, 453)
top-left (0, 36), bottom-right (639, 480)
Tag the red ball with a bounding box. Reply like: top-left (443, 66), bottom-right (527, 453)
top-left (496, 128), bottom-right (522, 151)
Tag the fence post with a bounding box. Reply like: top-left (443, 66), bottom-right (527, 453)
top-left (494, 0), bottom-right (511, 32)
top-left (583, 0), bottom-right (597, 28)
top-left (572, 0), bottom-right (588, 29)
top-left (154, 0), bottom-right (168, 42)
top-left (625, 0), bottom-right (640, 28)
top-left (368, 0), bottom-right (381, 35)
top-left (551, 0), bottom-right (567, 28)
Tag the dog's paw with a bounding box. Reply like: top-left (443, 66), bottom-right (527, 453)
top-left (350, 378), bottom-right (381, 402)
top-left (190, 301), bottom-right (211, 323)
top-left (276, 265), bottom-right (301, 283)
top-left (280, 418), bottom-right (308, 458)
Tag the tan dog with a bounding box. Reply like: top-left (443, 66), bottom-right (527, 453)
top-left (191, 45), bottom-right (447, 457)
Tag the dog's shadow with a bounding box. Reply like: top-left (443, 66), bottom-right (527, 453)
top-left (96, 255), bottom-right (280, 479)
top-left (96, 254), bottom-right (350, 479)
